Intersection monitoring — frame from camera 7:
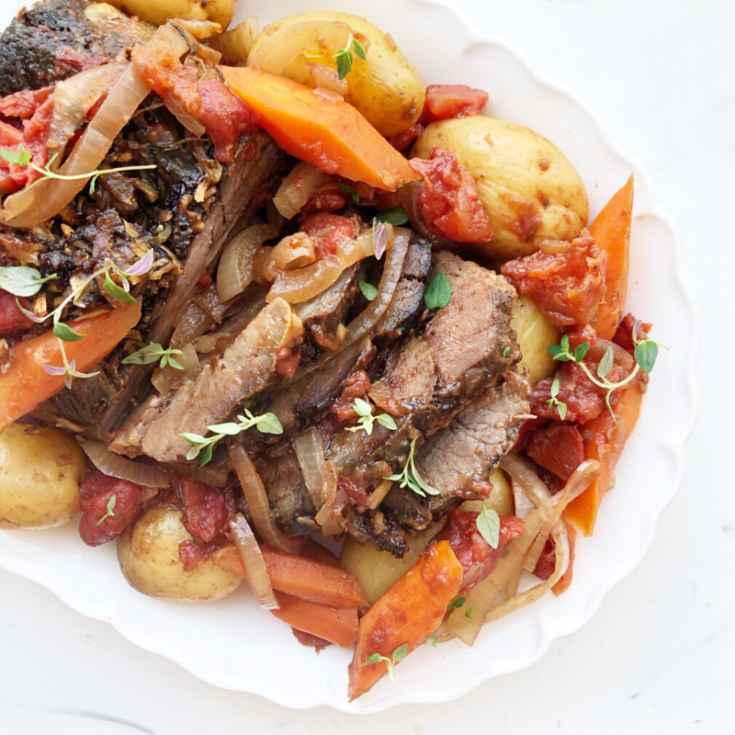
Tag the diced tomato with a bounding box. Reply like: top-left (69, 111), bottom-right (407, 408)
top-left (169, 472), bottom-right (238, 544)
top-left (0, 292), bottom-right (33, 336)
top-left (440, 510), bottom-right (524, 592)
top-left (388, 121), bottom-right (424, 152)
top-left (178, 539), bottom-right (224, 572)
top-left (301, 213), bottom-right (356, 258)
top-left (533, 538), bottom-right (556, 580)
top-left (331, 370), bottom-right (372, 423)
top-left (0, 87), bottom-right (53, 119)
top-left (339, 474), bottom-right (371, 507)
top-left (567, 324), bottom-right (597, 350)
top-left (78, 471), bottom-right (144, 547)
top-left (275, 346), bottom-right (301, 378)
top-left (0, 92), bottom-right (54, 194)
top-left (613, 312), bottom-right (653, 354)
top-left (531, 521), bottom-right (578, 587)
top-left (301, 182), bottom-right (348, 217)
top-left (501, 230), bottom-right (608, 329)
top-left (423, 84), bottom-right (488, 123)
top-left (409, 147), bottom-right (493, 243)
top-left (525, 421), bottom-right (585, 482)
top-left (292, 628), bottom-right (332, 650)
top-left (512, 417), bottom-right (546, 453)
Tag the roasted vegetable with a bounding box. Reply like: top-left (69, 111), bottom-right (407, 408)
top-left (511, 294), bottom-right (561, 384)
top-left (106, 0), bottom-right (235, 30)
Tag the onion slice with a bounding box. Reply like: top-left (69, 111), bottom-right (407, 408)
top-left (273, 161), bottom-right (331, 219)
top-left (344, 228), bottom-right (410, 342)
top-left (217, 224), bottom-right (279, 303)
top-left (266, 256), bottom-right (346, 304)
top-left (293, 428), bottom-right (327, 509)
top-left (230, 446), bottom-right (302, 554)
top-left (229, 513), bottom-right (279, 610)
top-left (163, 93), bottom-right (206, 136)
top-left (81, 441), bottom-right (169, 488)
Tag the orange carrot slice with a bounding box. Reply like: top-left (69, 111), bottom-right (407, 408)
top-left (271, 593), bottom-right (358, 648)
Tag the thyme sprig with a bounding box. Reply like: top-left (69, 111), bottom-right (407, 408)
top-left (360, 644), bottom-right (408, 683)
top-left (384, 436), bottom-right (440, 497)
top-left (346, 397), bottom-right (397, 435)
top-left (122, 342), bottom-right (184, 370)
top-left (333, 35), bottom-right (367, 80)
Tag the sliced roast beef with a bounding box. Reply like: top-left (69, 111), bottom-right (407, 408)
top-left (417, 370), bottom-right (531, 503)
top-left (0, 0), bottom-right (152, 96)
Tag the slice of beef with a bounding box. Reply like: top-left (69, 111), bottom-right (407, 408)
top-left (294, 262), bottom-right (362, 356)
top-left (417, 370), bottom-right (532, 505)
top-left (0, 0), bottom-right (152, 96)
top-left (113, 297), bottom-right (303, 462)
top-left (372, 237), bottom-right (432, 344)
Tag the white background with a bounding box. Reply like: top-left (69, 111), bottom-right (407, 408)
top-left (0, 0), bottom-right (731, 733)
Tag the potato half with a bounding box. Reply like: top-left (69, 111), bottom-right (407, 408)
top-left (118, 506), bottom-right (242, 602)
top-left (248, 11), bottom-right (425, 138)
top-left (460, 468), bottom-right (514, 516)
top-left (511, 295), bottom-right (560, 385)
top-left (0, 423), bottom-right (84, 530)
top-left (104, 0), bottom-right (235, 29)
top-left (413, 116), bottom-right (589, 260)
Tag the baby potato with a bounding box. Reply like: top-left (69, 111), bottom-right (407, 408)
top-left (412, 116), bottom-right (589, 260)
top-left (118, 506), bottom-right (242, 602)
top-left (511, 295), bottom-right (560, 385)
top-left (461, 468), bottom-right (514, 517)
top-left (248, 11), bottom-right (425, 137)
top-left (0, 423), bottom-right (84, 530)
top-left (105, 0), bottom-right (235, 30)
top-left (341, 526), bottom-right (436, 605)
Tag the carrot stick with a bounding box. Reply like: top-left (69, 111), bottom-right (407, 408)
top-left (271, 593), bottom-right (358, 648)
top-left (301, 537), bottom-right (341, 567)
top-left (220, 66), bottom-right (420, 191)
top-left (0, 303), bottom-right (141, 432)
top-left (590, 175), bottom-right (634, 340)
top-left (565, 379), bottom-right (644, 536)
top-left (348, 540), bottom-right (463, 701)
top-left (212, 544), bottom-right (368, 608)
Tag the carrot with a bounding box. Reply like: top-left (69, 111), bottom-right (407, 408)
top-left (565, 379), bottom-right (644, 536)
top-left (348, 540), bottom-right (463, 701)
top-left (301, 537), bottom-right (341, 567)
top-left (212, 544), bottom-right (368, 608)
top-left (271, 592), bottom-right (358, 648)
top-left (590, 175), bottom-right (634, 340)
top-left (0, 303), bottom-right (141, 432)
top-left (220, 66), bottom-right (420, 191)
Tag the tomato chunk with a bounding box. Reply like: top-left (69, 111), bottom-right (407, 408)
top-left (613, 312), bottom-right (653, 354)
top-left (169, 472), bottom-right (238, 544)
top-left (440, 509), bottom-right (524, 592)
top-left (0, 292), bottom-right (33, 336)
top-left (79, 471), bottom-right (144, 547)
top-left (502, 230), bottom-right (607, 329)
top-left (409, 147), bottom-right (493, 243)
top-left (301, 213), bottom-right (356, 258)
top-left (525, 421), bottom-right (585, 482)
top-left (423, 84), bottom-right (488, 123)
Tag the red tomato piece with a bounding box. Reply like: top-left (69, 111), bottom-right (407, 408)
top-left (301, 213), bottom-right (356, 258)
top-left (533, 538), bottom-right (556, 580)
top-left (440, 510), bottom-right (524, 592)
top-left (275, 346), bottom-right (301, 378)
top-left (330, 370), bottom-right (372, 423)
top-left (0, 292), bottom-right (33, 336)
top-left (79, 471), bottom-right (144, 547)
top-left (388, 121), bottom-right (424, 152)
top-left (0, 87), bottom-right (53, 119)
top-left (338, 474), bottom-right (371, 507)
top-left (409, 147), bottom-right (493, 243)
top-left (423, 84), bottom-right (488, 123)
top-left (501, 230), bottom-right (608, 329)
top-left (613, 312), bottom-right (653, 354)
top-left (169, 472), bottom-right (238, 544)
top-left (525, 421), bottom-right (585, 482)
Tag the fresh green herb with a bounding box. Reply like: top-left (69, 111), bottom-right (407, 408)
top-left (476, 505), bottom-right (500, 549)
top-left (96, 494), bottom-right (117, 526)
top-left (333, 36), bottom-right (367, 80)
top-left (0, 266), bottom-right (57, 298)
top-left (447, 596), bottom-right (466, 611)
top-left (502, 346), bottom-right (511, 358)
top-left (360, 644), bottom-right (408, 684)
top-left (546, 377), bottom-right (568, 420)
top-left (547, 329), bottom-right (666, 420)
top-left (465, 607), bottom-right (473, 619)
top-left (384, 436), bottom-right (440, 497)
top-left (53, 321), bottom-right (84, 343)
top-left (122, 342), bottom-right (185, 370)
top-left (337, 181), bottom-right (360, 202)
top-left (103, 273), bottom-right (137, 304)
top-left (428, 634), bottom-right (439, 647)
top-left (424, 272), bottom-right (453, 309)
top-left (0, 145), bottom-right (156, 196)
top-left (182, 409), bottom-right (284, 466)
top-left (358, 279), bottom-right (378, 302)
top-left (346, 397), bottom-right (398, 435)
top-left (374, 208), bottom-right (409, 226)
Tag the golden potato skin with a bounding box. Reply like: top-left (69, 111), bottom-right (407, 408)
top-left (341, 527), bottom-right (435, 604)
top-left (413, 116), bottom-right (589, 260)
top-left (105, 0), bottom-right (235, 30)
top-left (249, 11), bottom-right (425, 137)
top-left (118, 506), bottom-right (241, 602)
top-left (511, 295), bottom-right (561, 385)
top-left (461, 468), bottom-right (514, 517)
top-left (0, 424), bottom-right (84, 530)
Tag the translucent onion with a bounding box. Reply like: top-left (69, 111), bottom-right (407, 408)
top-left (273, 161), bottom-right (331, 219)
top-left (229, 513), bottom-right (279, 610)
top-left (170, 302), bottom-right (215, 350)
top-left (163, 93), bottom-right (206, 136)
top-left (500, 453), bottom-right (552, 506)
top-left (173, 19), bottom-right (222, 40)
top-left (309, 64), bottom-right (348, 97)
top-left (336, 225), bottom-right (395, 268)
top-left (47, 62), bottom-right (126, 149)
top-left (208, 17), bottom-right (260, 65)
top-left (230, 445), bottom-right (302, 554)
top-left (344, 228), bottom-right (410, 341)
top-left (81, 441), bottom-right (169, 488)
top-left (217, 224), bottom-right (279, 302)
top-left (266, 256), bottom-right (346, 304)
top-left (270, 233), bottom-right (317, 271)
top-left (293, 428), bottom-right (327, 509)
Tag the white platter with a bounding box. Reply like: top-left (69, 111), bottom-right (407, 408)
top-left (0, 0), bottom-right (699, 713)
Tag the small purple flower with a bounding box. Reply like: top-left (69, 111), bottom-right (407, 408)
top-left (41, 363), bottom-right (67, 376)
top-left (124, 249), bottom-right (154, 277)
top-left (373, 223), bottom-right (388, 261)
top-left (15, 299), bottom-right (48, 324)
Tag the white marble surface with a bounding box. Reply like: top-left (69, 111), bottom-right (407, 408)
top-left (0, 0), bottom-right (730, 732)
